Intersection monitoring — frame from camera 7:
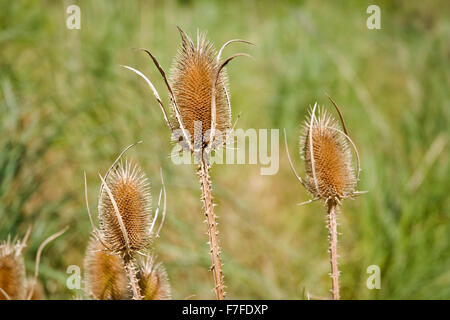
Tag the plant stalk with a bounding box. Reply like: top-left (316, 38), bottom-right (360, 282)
top-left (327, 199), bottom-right (340, 300)
top-left (124, 254), bottom-right (142, 300)
top-left (198, 157), bottom-right (226, 300)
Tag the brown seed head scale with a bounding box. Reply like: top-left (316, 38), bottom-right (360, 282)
top-left (170, 30), bottom-right (231, 148)
top-left (137, 255), bottom-right (171, 300)
top-left (300, 105), bottom-right (357, 201)
top-left (99, 160), bottom-right (152, 254)
top-left (84, 236), bottom-right (129, 300)
top-left (0, 238), bottom-right (27, 300)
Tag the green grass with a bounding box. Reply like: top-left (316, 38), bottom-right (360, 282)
top-left (0, 0), bottom-right (449, 299)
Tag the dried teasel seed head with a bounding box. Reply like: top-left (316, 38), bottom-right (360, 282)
top-left (137, 255), bottom-right (171, 300)
top-left (300, 105), bottom-right (357, 200)
top-left (99, 160), bottom-right (152, 253)
top-left (170, 29), bottom-right (231, 148)
top-left (0, 238), bottom-right (27, 300)
top-left (84, 236), bottom-right (129, 300)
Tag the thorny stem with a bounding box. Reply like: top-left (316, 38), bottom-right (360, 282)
top-left (124, 253), bottom-right (142, 300)
top-left (327, 199), bottom-right (340, 300)
top-left (198, 156), bottom-right (225, 300)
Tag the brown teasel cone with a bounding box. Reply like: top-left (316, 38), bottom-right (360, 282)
top-left (137, 255), bottom-right (171, 300)
top-left (84, 236), bottom-right (129, 300)
top-left (0, 238), bottom-right (27, 300)
top-left (98, 160), bottom-right (152, 254)
top-left (122, 27), bottom-right (252, 156)
top-left (169, 29), bottom-right (231, 147)
top-left (300, 105), bottom-right (358, 201)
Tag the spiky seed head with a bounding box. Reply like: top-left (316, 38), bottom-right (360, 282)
top-left (99, 160), bottom-right (152, 253)
top-left (137, 255), bottom-right (171, 300)
top-left (0, 239), bottom-right (26, 300)
top-left (170, 29), bottom-right (231, 148)
top-left (300, 106), bottom-right (357, 200)
top-left (84, 236), bottom-right (129, 300)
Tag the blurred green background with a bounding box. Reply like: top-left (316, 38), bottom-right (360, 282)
top-left (0, 0), bottom-right (449, 299)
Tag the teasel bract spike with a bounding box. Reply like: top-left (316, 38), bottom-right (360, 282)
top-left (137, 255), bottom-right (171, 300)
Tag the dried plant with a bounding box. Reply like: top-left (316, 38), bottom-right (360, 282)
top-left (0, 234), bottom-right (28, 300)
top-left (97, 160), bottom-right (151, 299)
top-left (0, 227), bottom-right (67, 300)
top-left (301, 108), bottom-right (357, 200)
top-left (170, 31), bottom-right (231, 147)
top-left (122, 26), bottom-right (252, 300)
top-left (137, 255), bottom-right (171, 300)
top-left (83, 144), bottom-right (167, 300)
top-left (285, 95), bottom-right (365, 300)
top-left (26, 227), bottom-right (68, 300)
top-left (98, 160), bottom-right (152, 253)
top-left (84, 236), bottom-right (128, 300)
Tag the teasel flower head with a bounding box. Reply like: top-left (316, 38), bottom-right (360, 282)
top-left (0, 234), bottom-right (29, 300)
top-left (300, 101), bottom-right (360, 201)
top-left (84, 236), bottom-right (128, 300)
top-left (98, 160), bottom-right (152, 254)
top-left (121, 27), bottom-right (253, 156)
top-left (137, 255), bottom-right (171, 300)
top-left (169, 30), bottom-right (231, 150)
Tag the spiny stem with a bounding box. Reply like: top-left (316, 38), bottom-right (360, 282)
top-left (327, 199), bottom-right (340, 300)
top-left (198, 157), bottom-right (225, 300)
top-left (124, 254), bottom-right (142, 300)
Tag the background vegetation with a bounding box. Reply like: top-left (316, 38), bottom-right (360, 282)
top-left (0, 0), bottom-right (449, 299)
